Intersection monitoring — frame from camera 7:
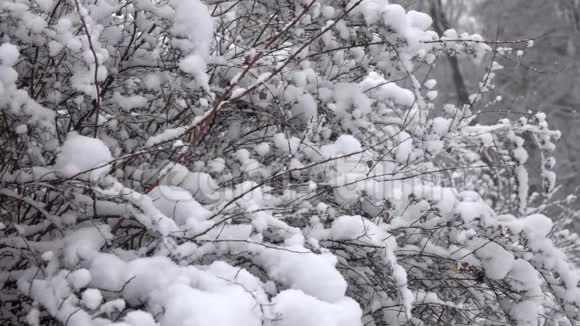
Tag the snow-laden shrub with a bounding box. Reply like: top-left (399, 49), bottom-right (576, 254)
top-left (0, 0), bottom-right (578, 325)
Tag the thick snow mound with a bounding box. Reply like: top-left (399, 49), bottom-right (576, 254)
top-left (148, 185), bottom-right (212, 227)
top-left (55, 132), bottom-right (112, 180)
top-left (0, 42), bottom-right (19, 66)
top-left (330, 215), bottom-right (384, 243)
top-left (259, 246), bottom-right (347, 303)
top-left (271, 289), bottom-right (362, 326)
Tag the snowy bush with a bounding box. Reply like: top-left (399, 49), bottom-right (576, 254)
top-left (0, 0), bottom-right (579, 325)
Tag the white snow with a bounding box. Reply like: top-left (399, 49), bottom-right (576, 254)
top-left (88, 253), bottom-right (128, 291)
top-left (383, 5), bottom-right (408, 34)
top-left (63, 224), bottom-right (112, 268)
top-left (272, 290), bottom-right (362, 326)
top-left (123, 311), bottom-right (157, 326)
top-left (321, 135), bottom-right (362, 158)
top-left (146, 126), bottom-right (187, 147)
top-left (0, 43), bottom-right (19, 66)
top-left (424, 79), bottom-right (437, 89)
top-left (55, 133), bottom-right (113, 180)
top-left (259, 246), bottom-right (347, 303)
top-left (330, 215), bottom-right (384, 243)
top-left (510, 301), bottom-right (539, 325)
top-left (180, 54), bottom-right (206, 77)
top-left (334, 83), bottom-right (371, 116)
top-left (68, 269), bottom-right (92, 290)
top-left (254, 143), bottom-right (271, 156)
top-left (159, 164), bottom-right (220, 204)
top-left (81, 288), bottom-right (103, 310)
top-left (322, 6), bottom-right (336, 19)
top-left (143, 73), bottom-right (162, 90)
top-left (4, 2), bottom-right (580, 326)
top-left (172, 0), bottom-right (213, 90)
top-left (360, 72), bottom-right (415, 106)
top-left (15, 124), bottom-right (27, 134)
top-left (36, 0), bottom-right (53, 12)
top-left (113, 92), bottom-right (148, 111)
top-left (171, 0), bottom-right (213, 58)
top-left (291, 93), bottom-right (318, 123)
top-left (148, 185), bottom-right (212, 229)
top-left (475, 241), bottom-right (515, 280)
top-left (208, 158), bottom-right (226, 173)
top-left (395, 131), bottom-right (413, 163)
top-left (273, 133), bottom-right (301, 154)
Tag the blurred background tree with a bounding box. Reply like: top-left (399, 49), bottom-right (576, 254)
top-left (402, 0), bottom-right (580, 231)
top-left (475, 0), bottom-right (580, 195)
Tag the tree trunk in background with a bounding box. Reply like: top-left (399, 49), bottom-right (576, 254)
top-left (430, 0), bottom-right (470, 106)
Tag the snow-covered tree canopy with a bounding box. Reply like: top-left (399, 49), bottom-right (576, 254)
top-left (0, 0), bottom-right (579, 325)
